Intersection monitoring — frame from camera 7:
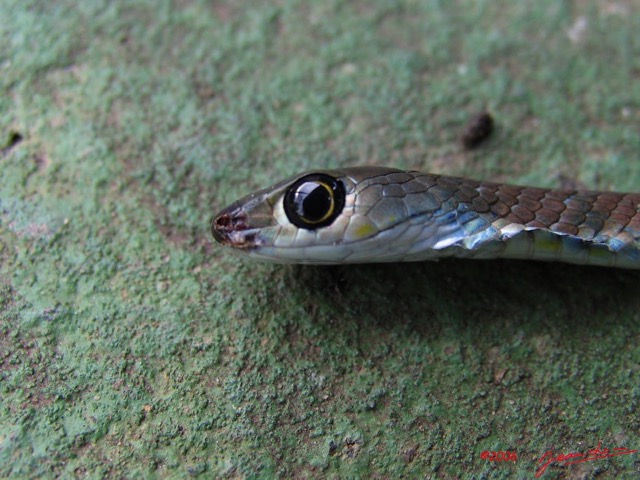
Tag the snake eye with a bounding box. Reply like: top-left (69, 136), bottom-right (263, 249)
top-left (283, 173), bottom-right (345, 229)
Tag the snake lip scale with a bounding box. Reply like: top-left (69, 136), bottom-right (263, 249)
top-left (211, 167), bottom-right (640, 268)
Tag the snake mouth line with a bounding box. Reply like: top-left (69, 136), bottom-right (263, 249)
top-left (226, 231), bottom-right (259, 250)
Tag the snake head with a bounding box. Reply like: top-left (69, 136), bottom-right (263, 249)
top-left (211, 169), bottom-right (355, 262)
top-left (211, 167), bottom-right (445, 264)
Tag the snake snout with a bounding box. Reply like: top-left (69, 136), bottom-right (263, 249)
top-left (211, 205), bottom-right (248, 245)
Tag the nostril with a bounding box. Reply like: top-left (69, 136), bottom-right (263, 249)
top-left (215, 214), bottom-right (232, 229)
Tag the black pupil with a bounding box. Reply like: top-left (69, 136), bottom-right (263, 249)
top-left (294, 182), bottom-right (331, 221)
top-left (283, 173), bottom-right (345, 229)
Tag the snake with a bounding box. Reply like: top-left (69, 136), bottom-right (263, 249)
top-left (211, 166), bottom-right (640, 269)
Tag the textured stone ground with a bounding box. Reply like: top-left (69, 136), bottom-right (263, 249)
top-left (1, 1), bottom-right (639, 478)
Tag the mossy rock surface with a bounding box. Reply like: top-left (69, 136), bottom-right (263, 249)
top-left (1, 1), bottom-right (639, 478)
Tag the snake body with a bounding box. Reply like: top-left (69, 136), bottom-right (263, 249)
top-left (211, 167), bottom-right (640, 268)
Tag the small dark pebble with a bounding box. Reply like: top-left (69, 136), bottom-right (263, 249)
top-left (329, 440), bottom-right (338, 455)
top-left (461, 112), bottom-right (494, 149)
top-left (1, 131), bottom-right (24, 155)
